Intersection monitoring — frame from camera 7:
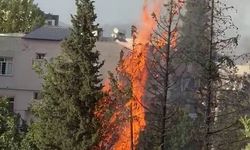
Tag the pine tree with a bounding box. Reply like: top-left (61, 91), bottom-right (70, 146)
top-left (139, 1), bottom-right (189, 149)
top-left (177, 0), bottom-right (210, 148)
top-left (178, 0), bottom-right (243, 149)
top-left (240, 115), bottom-right (250, 150)
top-left (25, 0), bottom-right (103, 149)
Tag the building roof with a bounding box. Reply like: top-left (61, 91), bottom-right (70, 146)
top-left (22, 25), bottom-right (117, 42)
top-left (23, 26), bottom-right (70, 41)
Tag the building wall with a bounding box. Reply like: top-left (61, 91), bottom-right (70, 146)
top-left (96, 41), bottom-right (123, 79)
top-left (0, 35), bottom-right (122, 121)
top-left (236, 65), bottom-right (250, 75)
top-left (0, 36), bottom-right (62, 90)
top-left (0, 89), bottom-right (34, 120)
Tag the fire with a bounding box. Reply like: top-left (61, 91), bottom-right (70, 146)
top-left (102, 80), bottom-right (111, 93)
top-left (112, 0), bottom-right (164, 149)
top-left (95, 0), bottom-right (184, 149)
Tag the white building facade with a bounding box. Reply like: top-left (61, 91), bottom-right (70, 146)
top-left (0, 29), bottom-right (122, 121)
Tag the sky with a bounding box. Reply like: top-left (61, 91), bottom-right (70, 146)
top-left (33, 0), bottom-right (250, 26)
top-left (34, 0), bottom-right (250, 54)
top-left (34, 0), bottom-right (143, 25)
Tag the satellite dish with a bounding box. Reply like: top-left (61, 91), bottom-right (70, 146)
top-left (113, 28), bottom-right (119, 34)
top-left (92, 31), bottom-right (98, 37)
top-left (111, 33), bottom-right (117, 38)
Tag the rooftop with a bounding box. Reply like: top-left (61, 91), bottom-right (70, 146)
top-left (0, 26), bottom-right (119, 43)
top-left (23, 26), bottom-right (70, 41)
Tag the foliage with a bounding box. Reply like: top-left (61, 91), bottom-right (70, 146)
top-left (0, 98), bottom-right (26, 150)
top-left (240, 117), bottom-right (250, 150)
top-left (164, 109), bottom-right (202, 150)
top-left (178, 0), bottom-right (242, 149)
top-left (0, 0), bottom-right (45, 33)
top-left (142, 1), bottom-right (185, 149)
top-left (26, 0), bottom-right (103, 149)
top-left (95, 72), bottom-right (132, 149)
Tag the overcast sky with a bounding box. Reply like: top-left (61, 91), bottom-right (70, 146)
top-left (33, 0), bottom-right (250, 25)
top-left (34, 0), bottom-right (250, 53)
top-left (33, 0), bottom-right (143, 25)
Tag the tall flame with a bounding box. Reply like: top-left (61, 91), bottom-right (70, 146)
top-left (95, 0), bottom-right (187, 149)
top-left (112, 0), bottom-right (164, 149)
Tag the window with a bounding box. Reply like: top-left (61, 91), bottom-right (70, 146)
top-left (45, 19), bottom-right (55, 26)
top-left (33, 92), bottom-right (42, 100)
top-left (0, 57), bottom-right (13, 75)
top-left (47, 20), bottom-right (52, 26)
top-left (36, 53), bottom-right (46, 59)
top-left (8, 97), bottom-right (14, 112)
top-left (181, 76), bottom-right (195, 92)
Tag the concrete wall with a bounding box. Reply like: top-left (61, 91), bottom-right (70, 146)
top-left (96, 41), bottom-right (123, 79)
top-left (236, 65), bottom-right (250, 75)
top-left (0, 89), bottom-right (34, 120)
top-left (1, 38), bottom-right (61, 89)
top-left (0, 35), bottom-right (122, 121)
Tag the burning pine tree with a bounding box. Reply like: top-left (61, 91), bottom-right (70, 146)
top-left (96, 0), bottom-right (185, 149)
top-left (96, 0), bottom-right (242, 149)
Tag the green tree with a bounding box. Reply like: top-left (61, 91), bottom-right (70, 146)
top-left (240, 116), bottom-right (250, 150)
top-left (177, 0), bottom-right (211, 148)
top-left (25, 0), bottom-right (103, 149)
top-left (0, 0), bottom-right (45, 33)
top-left (0, 98), bottom-right (26, 150)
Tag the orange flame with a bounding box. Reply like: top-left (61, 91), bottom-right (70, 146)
top-left (112, 0), bottom-right (164, 149)
top-left (95, 0), bottom-right (184, 149)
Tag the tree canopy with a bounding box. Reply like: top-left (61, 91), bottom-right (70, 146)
top-left (25, 0), bottom-right (104, 149)
top-left (0, 98), bottom-right (26, 150)
top-left (0, 0), bottom-right (45, 33)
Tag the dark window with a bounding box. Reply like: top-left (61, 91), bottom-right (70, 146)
top-left (46, 19), bottom-right (55, 26)
top-left (181, 77), bottom-right (195, 92)
top-left (0, 57), bottom-right (13, 75)
top-left (47, 20), bottom-right (52, 26)
top-left (36, 53), bottom-right (46, 59)
top-left (34, 92), bottom-right (42, 100)
top-left (7, 97), bottom-right (14, 112)
top-left (2, 62), bottom-right (6, 74)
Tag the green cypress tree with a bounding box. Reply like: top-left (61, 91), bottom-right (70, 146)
top-left (25, 0), bottom-right (103, 149)
top-left (240, 115), bottom-right (250, 150)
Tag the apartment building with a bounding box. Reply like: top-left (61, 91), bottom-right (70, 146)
top-left (0, 17), bottom-right (123, 121)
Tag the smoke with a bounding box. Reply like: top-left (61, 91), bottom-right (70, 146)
top-left (227, 0), bottom-right (250, 54)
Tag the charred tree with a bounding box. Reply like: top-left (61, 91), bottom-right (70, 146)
top-left (160, 0), bottom-right (174, 149)
top-left (138, 0), bottom-right (192, 149)
top-left (204, 0), bottom-right (215, 149)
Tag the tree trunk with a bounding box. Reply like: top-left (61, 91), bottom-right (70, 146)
top-left (160, 0), bottom-right (174, 149)
top-left (204, 0), bottom-right (215, 149)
